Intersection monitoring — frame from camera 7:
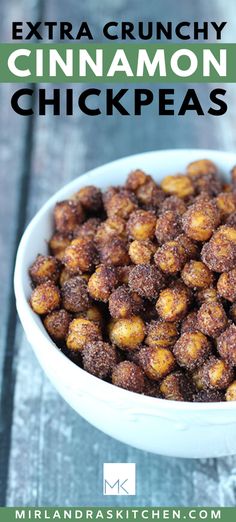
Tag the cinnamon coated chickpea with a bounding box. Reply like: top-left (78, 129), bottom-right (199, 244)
top-left (43, 309), bottom-right (71, 341)
top-left (156, 283), bottom-right (190, 322)
top-left (29, 254), bottom-right (61, 285)
top-left (215, 192), bottom-right (236, 220)
top-left (30, 282), bottom-right (61, 315)
top-left (197, 301), bottom-right (228, 337)
top-left (182, 200), bottom-right (219, 241)
top-left (105, 190), bottom-right (137, 220)
top-left (49, 233), bottom-right (71, 259)
top-left (217, 269), bottom-right (236, 302)
top-left (127, 209), bottom-right (156, 240)
top-left (193, 356), bottom-right (234, 390)
top-left (160, 371), bottom-right (192, 401)
top-left (88, 265), bottom-right (118, 302)
top-left (108, 285), bottom-right (142, 319)
top-left (112, 361), bottom-right (145, 393)
top-left (128, 264), bottom-right (165, 300)
top-left (98, 238), bottom-right (130, 266)
top-left (125, 169), bottom-right (151, 192)
top-left (82, 341), bottom-right (118, 379)
top-left (136, 179), bottom-right (165, 210)
top-left (66, 318), bottom-right (102, 352)
top-left (202, 225), bottom-right (236, 272)
top-left (181, 260), bottom-right (213, 289)
top-left (217, 324), bottom-right (236, 366)
top-left (63, 237), bottom-right (97, 274)
top-left (161, 174), bottom-right (194, 198)
top-left (109, 315), bottom-right (146, 350)
top-left (138, 346), bottom-right (175, 381)
top-left (145, 320), bottom-right (178, 349)
top-left (53, 200), bottom-right (84, 235)
top-left (226, 381), bottom-right (236, 401)
top-left (155, 211), bottom-right (182, 244)
top-left (187, 159), bottom-right (217, 178)
top-left (173, 331), bottom-right (211, 370)
top-left (95, 217), bottom-right (126, 246)
top-left (154, 241), bottom-right (186, 275)
top-left (73, 185), bottom-right (103, 213)
top-left (128, 239), bottom-right (156, 265)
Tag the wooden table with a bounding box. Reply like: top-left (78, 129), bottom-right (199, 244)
top-left (1, 0), bottom-right (236, 508)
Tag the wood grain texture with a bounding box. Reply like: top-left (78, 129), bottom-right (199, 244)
top-left (1, 0), bottom-right (236, 508)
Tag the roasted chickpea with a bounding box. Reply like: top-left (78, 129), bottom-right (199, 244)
top-left (226, 381), bottom-right (236, 401)
top-left (202, 225), bottom-right (236, 272)
top-left (197, 301), bottom-right (228, 337)
top-left (82, 341), bottom-right (117, 378)
top-left (181, 311), bottom-right (199, 334)
top-left (226, 212), bottom-right (236, 228)
top-left (95, 217), bottom-right (126, 246)
top-left (182, 200), bottom-right (219, 241)
top-left (160, 371), bottom-right (192, 401)
top-left (49, 233), bottom-right (71, 259)
top-left (136, 179), bottom-right (165, 210)
top-left (63, 238), bottom-right (97, 274)
top-left (193, 389), bottom-right (225, 402)
top-left (143, 377), bottom-right (161, 397)
top-left (215, 192), bottom-right (236, 220)
top-left (160, 195), bottom-right (187, 215)
top-left (109, 285), bottom-right (142, 319)
top-left (194, 356), bottom-right (234, 390)
top-left (173, 331), bottom-right (211, 370)
top-left (29, 254), bottom-right (61, 285)
top-left (196, 286), bottom-right (218, 305)
top-left (105, 190), bottom-right (137, 220)
top-left (75, 305), bottom-right (103, 326)
top-left (127, 209), bottom-right (156, 240)
top-left (156, 283), bottom-right (190, 322)
top-left (193, 173), bottom-right (222, 197)
top-left (30, 282), bottom-right (60, 315)
top-left (181, 260), bottom-right (213, 289)
top-left (73, 218), bottom-right (101, 240)
top-left (146, 320), bottom-right (178, 349)
top-left (138, 346), bottom-right (175, 381)
top-left (43, 309), bottom-right (71, 341)
top-left (155, 211), bottom-right (182, 244)
top-left (176, 234), bottom-right (199, 260)
top-left (128, 264), bottom-right (165, 300)
top-left (59, 268), bottom-right (72, 287)
top-left (54, 200), bottom-right (84, 235)
top-left (187, 159), bottom-right (217, 177)
top-left (66, 318), bottom-right (102, 352)
top-left (112, 361), bottom-right (145, 393)
top-left (88, 265), bottom-right (118, 302)
top-left (126, 169), bottom-right (151, 192)
top-left (217, 324), bottom-right (236, 366)
top-left (98, 238), bottom-right (130, 266)
top-left (109, 315), bottom-right (145, 350)
top-left (73, 185), bottom-right (102, 213)
top-left (129, 239), bottom-right (156, 265)
top-left (62, 275), bottom-right (91, 312)
top-left (230, 303), bottom-right (236, 323)
top-left (116, 265), bottom-right (132, 285)
top-left (217, 269), bottom-right (236, 302)
top-left (161, 174), bottom-right (194, 198)
top-left (154, 241), bottom-right (186, 275)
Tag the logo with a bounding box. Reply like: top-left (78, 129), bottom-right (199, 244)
top-left (103, 463), bottom-right (136, 495)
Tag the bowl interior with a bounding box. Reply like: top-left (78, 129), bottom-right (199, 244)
top-left (14, 148), bottom-right (236, 411)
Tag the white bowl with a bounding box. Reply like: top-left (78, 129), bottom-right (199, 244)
top-left (14, 149), bottom-right (236, 459)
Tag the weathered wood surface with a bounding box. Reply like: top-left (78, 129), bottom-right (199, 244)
top-left (1, 0), bottom-right (236, 508)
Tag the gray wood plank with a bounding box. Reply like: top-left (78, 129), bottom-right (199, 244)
top-left (6, 0), bottom-right (236, 508)
top-left (0, 0), bottom-right (43, 506)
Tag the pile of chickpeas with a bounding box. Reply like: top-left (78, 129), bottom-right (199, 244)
top-left (29, 159), bottom-right (236, 402)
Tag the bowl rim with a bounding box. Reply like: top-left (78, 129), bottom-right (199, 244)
top-left (14, 147), bottom-right (236, 413)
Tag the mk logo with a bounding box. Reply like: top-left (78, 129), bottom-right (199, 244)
top-left (103, 463), bottom-right (136, 496)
